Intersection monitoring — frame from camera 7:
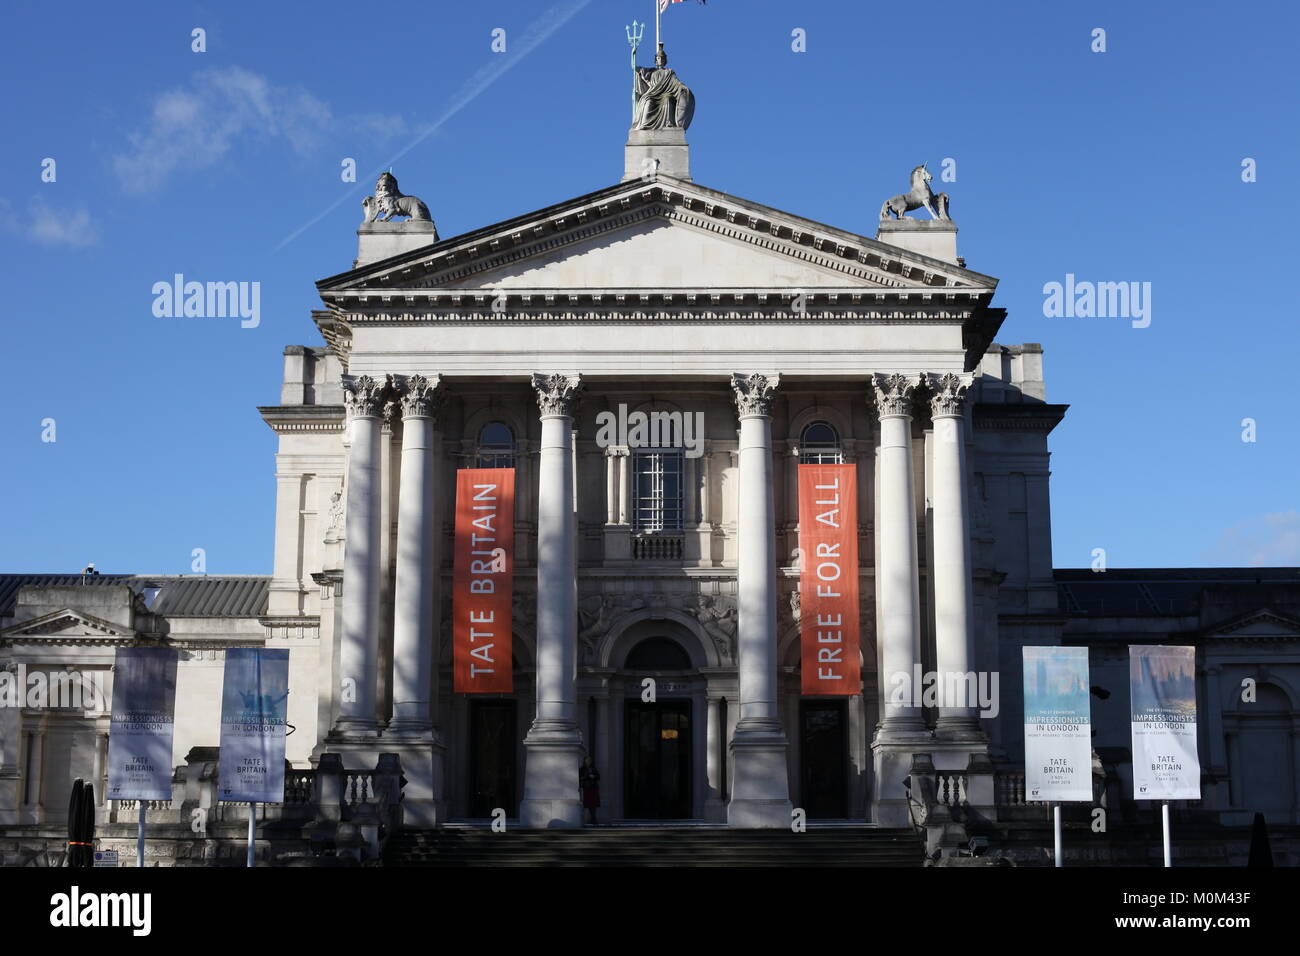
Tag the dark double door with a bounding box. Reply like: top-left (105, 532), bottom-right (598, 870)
top-left (469, 700), bottom-right (517, 818)
top-left (624, 699), bottom-right (692, 819)
top-left (800, 699), bottom-right (848, 818)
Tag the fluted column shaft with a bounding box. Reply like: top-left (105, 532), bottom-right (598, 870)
top-left (726, 373), bottom-right (792, 828)
top-left (336, 375), bottom-right (389, 735)
top-left (390, 375), bottom-right (442, 734)
top-left (521, 373), bottom-right (584, 828)
top-left (873, 373), bottom-right (924, 733)
top-left (928, 373), bottom-right (980, 736)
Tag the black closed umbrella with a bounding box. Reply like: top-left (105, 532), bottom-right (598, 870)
top-left (65, 779), bottom-right (97, 868)
top-left (79, 782), bottom-right (96, 868)
top-left (1247, 812), bottom-right (1273, 867)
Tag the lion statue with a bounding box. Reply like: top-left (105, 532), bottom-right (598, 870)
top-left (362, 171), bottom-right (435, 227)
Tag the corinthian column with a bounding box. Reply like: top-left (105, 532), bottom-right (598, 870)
top-left (334, 374), bottom-right (390, 737)
top-left (927, 372), bottom-right (982, 740)
top-left (727, 372), bottom-right (793, 828)
top-left (521, 372), bottom-right (584, 828)
top-left (870, 373), bottom-right (929, 825)
top-left (389, 374), bottom-right (443, 735)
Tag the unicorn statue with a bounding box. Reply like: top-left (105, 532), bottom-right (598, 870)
top-left (880, 164), bottom-right (951, 221)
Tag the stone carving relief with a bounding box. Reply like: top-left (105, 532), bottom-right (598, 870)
top-left (731, 372), bottom-right (780, 418)
top-left (532, 373), bottom-right (583, 418)
top-left (880, 164), bottom-right (951, 221)
top-left (362, 171), bottom-right (435, 226)
top-left (692, 594), bottom-right (737, 664)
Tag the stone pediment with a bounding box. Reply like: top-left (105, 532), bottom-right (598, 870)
top-left (317, 175), bottom-right (997, 302)
top-left (0, 608), bottom-right (134, 644)
top-left (1203, 608), bottom-right (1300, 641)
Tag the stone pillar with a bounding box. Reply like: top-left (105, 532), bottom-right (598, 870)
top-left (521, 373), bottom-right (585, 828)
top-left (727, 373), bottom-right (793, 828)
top-left (334, 374), bottom-right (390, 737)
top-left (705, 694), bottom-right (725, 821)
top-left (927, 373), bottom-right (982, 740)
top-left (870, 373), bottom-right (929, 826)
top-left (387, 375), bottom-right (446, 825)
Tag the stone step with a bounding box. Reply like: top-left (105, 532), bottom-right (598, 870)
top-left (384, 826), bottom-right (924, 867)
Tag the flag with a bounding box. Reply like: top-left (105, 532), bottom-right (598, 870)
top-left (659, 0), bottom-right (706, 12)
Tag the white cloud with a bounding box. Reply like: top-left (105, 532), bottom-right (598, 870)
top-left (0, 196), bottom-right (99, 247)
top-left (112, 66), bottom-right (407, 194)
top-left (1204, 511), bottom-right (1300, 567)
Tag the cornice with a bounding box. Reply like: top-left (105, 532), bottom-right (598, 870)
top-left (321, 289), bottom-right (987, 327)
top-left (972, 402), bottom-right (1069, 433)
top-left (259, 405), bottom-right (346, 434)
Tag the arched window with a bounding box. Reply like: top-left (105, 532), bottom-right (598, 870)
top-left (626, 637), bottom-right (692, 671)
top-left (476, 422), bottom-right (515, 468)
top-left (799, 421), bottom-right (842, 464)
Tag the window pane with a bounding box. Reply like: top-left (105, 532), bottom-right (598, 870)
top-left (632, 450), bottom-right (684, 532)
top-left (476, 422), bottom-right (514, 468)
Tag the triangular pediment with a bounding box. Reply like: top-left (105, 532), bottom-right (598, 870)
top-left (0, 608), bottom-right (133, 644)
top-left (318, 175), bottom-right (997, 298)
top-left (1204, 608), bottom-right (1300, 640)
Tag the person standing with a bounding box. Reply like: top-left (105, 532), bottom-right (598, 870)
top-left (580, 756), bottom-right (601, 826)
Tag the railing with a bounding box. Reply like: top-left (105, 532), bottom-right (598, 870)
top-left (936, 772), bottom-right (967, 808)
top-left (113, 800), bottom-right (170, 811)
top-left (285, 770), bottom-right (315, 805)
top-left (633, 531), bottom-right (683, 561)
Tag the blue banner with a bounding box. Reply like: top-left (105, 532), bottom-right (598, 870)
top-left (1129, 645), bottom-right (1200, 800)
top-left (106, 647), bottom-right (179, 801)
top-left (1022, 646), bottom-right (1093, 802)
top-left (217, 648), bottom-right (290, 803)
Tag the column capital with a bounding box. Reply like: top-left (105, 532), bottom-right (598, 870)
top-left (870, 372), bottom-right (922, 419)
top-left (603, 444), bottom-right (630, 458)
top-left (397, 373), bottom-right (445, 420)
top-left (925, 372), bottom-right (974, 419)
top-left (531, 373), bottom-right (583, 418)
top-left (342, 374), bottom-right (393, 419)
top-left (731, 372), bottom-right (780, 418)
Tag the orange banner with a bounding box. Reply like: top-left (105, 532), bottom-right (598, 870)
top-left (453, 468), bottom-right (515, 693)
top-left (798, 464), bottom-right (860, 696)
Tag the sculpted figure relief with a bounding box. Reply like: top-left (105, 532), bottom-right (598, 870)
top-left (362, 171), bottom-right (436, 227)
top-left (880, 164), bottom-right (951, 221)
top-left (692, 595), bottom-right (737, 663)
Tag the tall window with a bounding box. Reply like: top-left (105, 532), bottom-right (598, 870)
top-left (632, 449), bottom-right (684, 531)
top-left (799, 421), bottom-right (843, 464)
top-left (476, 422), bottom-right (515, 468)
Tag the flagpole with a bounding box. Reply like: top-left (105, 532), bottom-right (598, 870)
top-left (655, 0), bottom-right (661, 51)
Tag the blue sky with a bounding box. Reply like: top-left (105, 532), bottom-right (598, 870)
top-left (1, 0), bottom-right (1296, 575)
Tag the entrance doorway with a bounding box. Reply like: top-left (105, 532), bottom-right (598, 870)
top-left (800, 699), bottom-right (848, 818)
top-left (469, 699), bottom-right (517, 818)
top-left (624, 699), bottom-right (692, 819)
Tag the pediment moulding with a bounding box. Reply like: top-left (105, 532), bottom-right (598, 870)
top-left (317, 181), bottom-right (995, 299)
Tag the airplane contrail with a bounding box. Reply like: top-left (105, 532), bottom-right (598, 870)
top-left (273, 0), bottom-right (596, 253)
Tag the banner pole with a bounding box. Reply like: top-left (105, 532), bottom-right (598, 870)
top-left (1162, 801), bottom-right (1171, 867)
top-left (1053, 803), bottom-right (1062, 867)
top-left (247, 802), bottom-right (257, 868)
top-left (655, 0), bottom-right (661, 50)
top-left (136, 804), bottom-right (146, 868)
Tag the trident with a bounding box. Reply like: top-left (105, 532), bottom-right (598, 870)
top-left (626, 20), bottom-right (645, 123)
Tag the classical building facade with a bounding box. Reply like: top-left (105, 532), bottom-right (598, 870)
top-left (2, 66), bottom-right (1298, 861)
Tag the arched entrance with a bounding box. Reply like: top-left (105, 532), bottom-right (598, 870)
top-left (600, 617), bottom-right (717, 821)
top-left (623, 638), bottom-right (694, 819)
